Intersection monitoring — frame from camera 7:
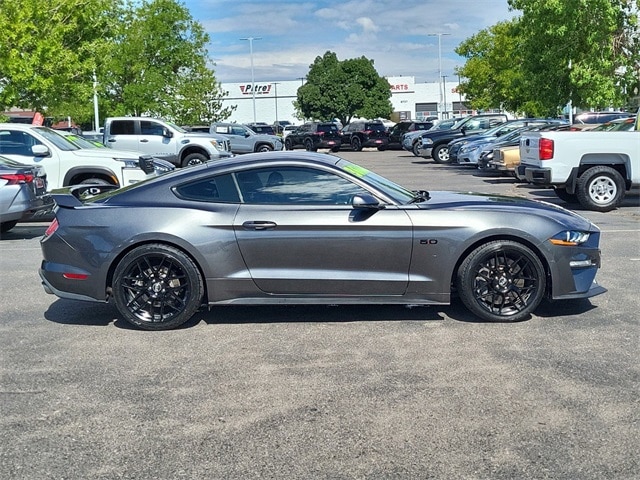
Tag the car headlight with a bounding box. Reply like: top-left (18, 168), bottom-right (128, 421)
top-left (153, 159), bottom-right (175, 174)
top-left (118, 158), bottom-right (140, 169)
top-left (549, 231), bottom-right (591, 246)
top-left (422, 138), bottom-right (433, 146)
top-left (210, 140), bottom-right (221, 149)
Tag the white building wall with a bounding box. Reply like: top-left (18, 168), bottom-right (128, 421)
top-left (219, 76), bottom-right (465, 125)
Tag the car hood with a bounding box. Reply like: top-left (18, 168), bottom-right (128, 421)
top-left (70, 148), bottom-right (141, 160)
top-left (414, 191), bottom-right (595, 230)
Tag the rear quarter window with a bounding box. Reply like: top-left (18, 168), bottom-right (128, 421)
top-left (174, 174), bottom-right (240, 203)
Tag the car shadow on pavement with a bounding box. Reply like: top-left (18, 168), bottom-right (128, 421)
top-left (42, 297), bottom-right (597, 330)
top-left (0, 223), bottom-right (48, 240)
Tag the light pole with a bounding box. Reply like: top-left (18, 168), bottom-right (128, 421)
top-left (272, 82), bottom-right (280, 129)
top-left (240, 36), bottom-right (262, 123)
top-left (92, 70), bottom-right (100, 131)
top-left (442, 75), bottom-right (448, 118)
top-left (426, 32), bottom-right (451, 119)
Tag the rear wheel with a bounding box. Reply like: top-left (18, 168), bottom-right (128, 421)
top-left (456, 240), bottom-right (545, 322)
top-left (304, 139), bottom-right (316, 151)
top-left (351, 136), bottom-right (362, 151)
top-left (284, 138), bottom-right (293, 150)
top-left (576, 166), bottom-right (626, 212)
top-left (256, 144), bottom-right (273, 153)
top-left (432, 144), bottom-right (451, 164)
top-left (112, 244), bottom-right (204, 330)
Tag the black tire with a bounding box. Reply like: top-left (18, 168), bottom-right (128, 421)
top-left (456, 240), bottom-right (546, 322)
top-left (331, 146), bottom-right (341, 152)
top-left (284, 138), bottom-right (293, 150)
top-left (0, 220), bottom-right (18, 233)
top-left (553, 187), bottom-right (578, 204)
top-left (576, 166), bottom-right (626, 212)
top-left (412, 141), bottom-right (421, 157)
top-left (256, 144), bottom-right (273, 153)
top-left (182, 152), bottom-right (207, 168)
top-left (351, 136), bottom-right (362, 151)
top-left (79, 177), bottom-right (111, 185)
top-left (432, 144), bottom-right (451, 164)
top-left (377, 145), bottom-right (386, 151)
top-left (304, 139), bottom-right (316, 151)
top-left (112, 244), bottom-right (204, 330)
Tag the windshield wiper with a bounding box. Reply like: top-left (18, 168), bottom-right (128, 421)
top-left (409, 190), bottom-right (431, 203)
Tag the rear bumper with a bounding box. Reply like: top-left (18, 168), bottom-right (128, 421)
top-left (524, 166), bottom-right (552, 184)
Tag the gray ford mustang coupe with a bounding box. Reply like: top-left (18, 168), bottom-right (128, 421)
top-left (39, 151), bottom-right (605, 330)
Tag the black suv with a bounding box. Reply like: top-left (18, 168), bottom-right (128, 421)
top-left (339, 121), bottom-right (389, 151)
top-left (387, 120), bottom-right (435, 149)
top-left (284, 122), bottom-right (342, 151)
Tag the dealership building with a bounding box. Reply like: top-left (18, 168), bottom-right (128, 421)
top-left (220, 76), bottom-right (471, 125)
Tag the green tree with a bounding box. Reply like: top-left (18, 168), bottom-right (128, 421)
top-left (0, 0), bottom-right (114, 116)
top-left (102, 0), bottom-right (232, 124)
top-left (295, 51), bottom-right (393, 125)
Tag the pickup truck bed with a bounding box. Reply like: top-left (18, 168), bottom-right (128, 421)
top-left (519, 130), bottom-right (639, 211)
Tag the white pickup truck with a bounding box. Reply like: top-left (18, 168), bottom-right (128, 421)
top-left (0, 124), bottom-right (170, 191)
top-left (518, 118), bottom-right (639, 211)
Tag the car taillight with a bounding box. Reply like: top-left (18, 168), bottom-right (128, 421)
top-left (44, 219), bottom-right (59, 237)
top-left (1, 173), bottom-right (34, 184)
top-left (539, 138), bottom-right (554, 160)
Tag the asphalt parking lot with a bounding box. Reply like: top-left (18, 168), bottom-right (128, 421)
top-left (1, 149), bottom-right (639, 479)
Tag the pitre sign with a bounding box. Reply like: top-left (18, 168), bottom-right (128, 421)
top-left (239, 84), bottom-right (272, 95)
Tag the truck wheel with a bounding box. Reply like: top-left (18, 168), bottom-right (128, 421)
top-left (576, 166), bottom-right (626, 212)
top-left (553, 187), bottom-right (578, 204)
top-left (256, 144), bottom-right (273, 153)
top-left (432, 144), bottom-right (451, 164)
top-left (182, 153), bottom-right (207, 168)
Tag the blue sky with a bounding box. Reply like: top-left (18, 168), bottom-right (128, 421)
top-left (182, 0), bottom-right (518, 84)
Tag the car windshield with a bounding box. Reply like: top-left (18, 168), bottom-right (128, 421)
top-left (62, 133), bottom-right (102, 149)
top-left (336, 159), bottom-right (416, 204)
top-left (165, 120), bottom-right (187, 133)
top-left (34, 127), bottom-right (79, 151)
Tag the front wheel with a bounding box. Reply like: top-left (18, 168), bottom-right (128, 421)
top-left (351, 137), bottom-right (362, 151)
top-left (112, 244), bottom-right (204, 330)
top-left (456, 240), bottom-right (546, 322)
top-left (432, 144), bottom-right (451, 164)
top-left (576, 166), bottom-right (626, 212)
top-left (0, 220), bottom-right (18, 233)
top-left (182, 152), bottom-right (207, 167)
top-left (412, 141), bottom-right (421, 157)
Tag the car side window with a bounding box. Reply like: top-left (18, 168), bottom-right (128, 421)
top-left (140, 121), bottom-right (164, 136)
top-left (110, 120), bottom-right (135, 135)
top-left (174, 173), bottom-right (240, 203)
top-left (0, 130), bottom-right (41, 156)
top-left (235, 167), bottom-right (369, 205)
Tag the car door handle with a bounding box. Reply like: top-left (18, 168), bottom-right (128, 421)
top-left (242, 221), bottom-right (277, 230)
top-left (140, 139), bottom-right (149, 143)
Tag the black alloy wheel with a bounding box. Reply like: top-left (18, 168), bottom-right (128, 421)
top-left (351, 136), bottom-right (362, 151)
top-left (456, 240), bottom-right (545, 322)
top-left (113, 244), bottom-right (204, 330)
top-left (304, 139), bottom-right (316, 151)
top-left (284, 138), bottom-right (293, 150)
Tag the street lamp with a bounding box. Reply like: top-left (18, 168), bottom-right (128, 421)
top-left (239, 36), bottom-right (262, 123)
top-left (272, 82), bottom-right (280, 129)
top-left (92, 70), bottom-right (100, 131)
top-left (426, 32), bottom-right (451, 119)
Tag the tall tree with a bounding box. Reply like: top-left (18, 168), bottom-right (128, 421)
top-left (0, 0), bottom-right (115, 115)
top-left (295, 52), bottom-right (393, 125)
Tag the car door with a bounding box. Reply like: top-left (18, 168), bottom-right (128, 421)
top-left (138, 119), bottom-right (176, 158)
top-left (104, 119), bottom-right (140, 152)
top-left (230, 125), bottom-right (252, 153)
top-left (232, 165), bottom-right (413, 296)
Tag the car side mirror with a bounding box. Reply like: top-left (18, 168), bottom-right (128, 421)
top-left (163, 128), bottom-right (173, 138)
top-left (461, 126), bottom-right (467, 135)
top-left (352, 194), bottom-right (384, 209)
top-left (31, 144), bottom-right (50, 157)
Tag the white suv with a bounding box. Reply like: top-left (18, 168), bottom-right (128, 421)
top-left (0, 124), bottom-right (167, 190)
